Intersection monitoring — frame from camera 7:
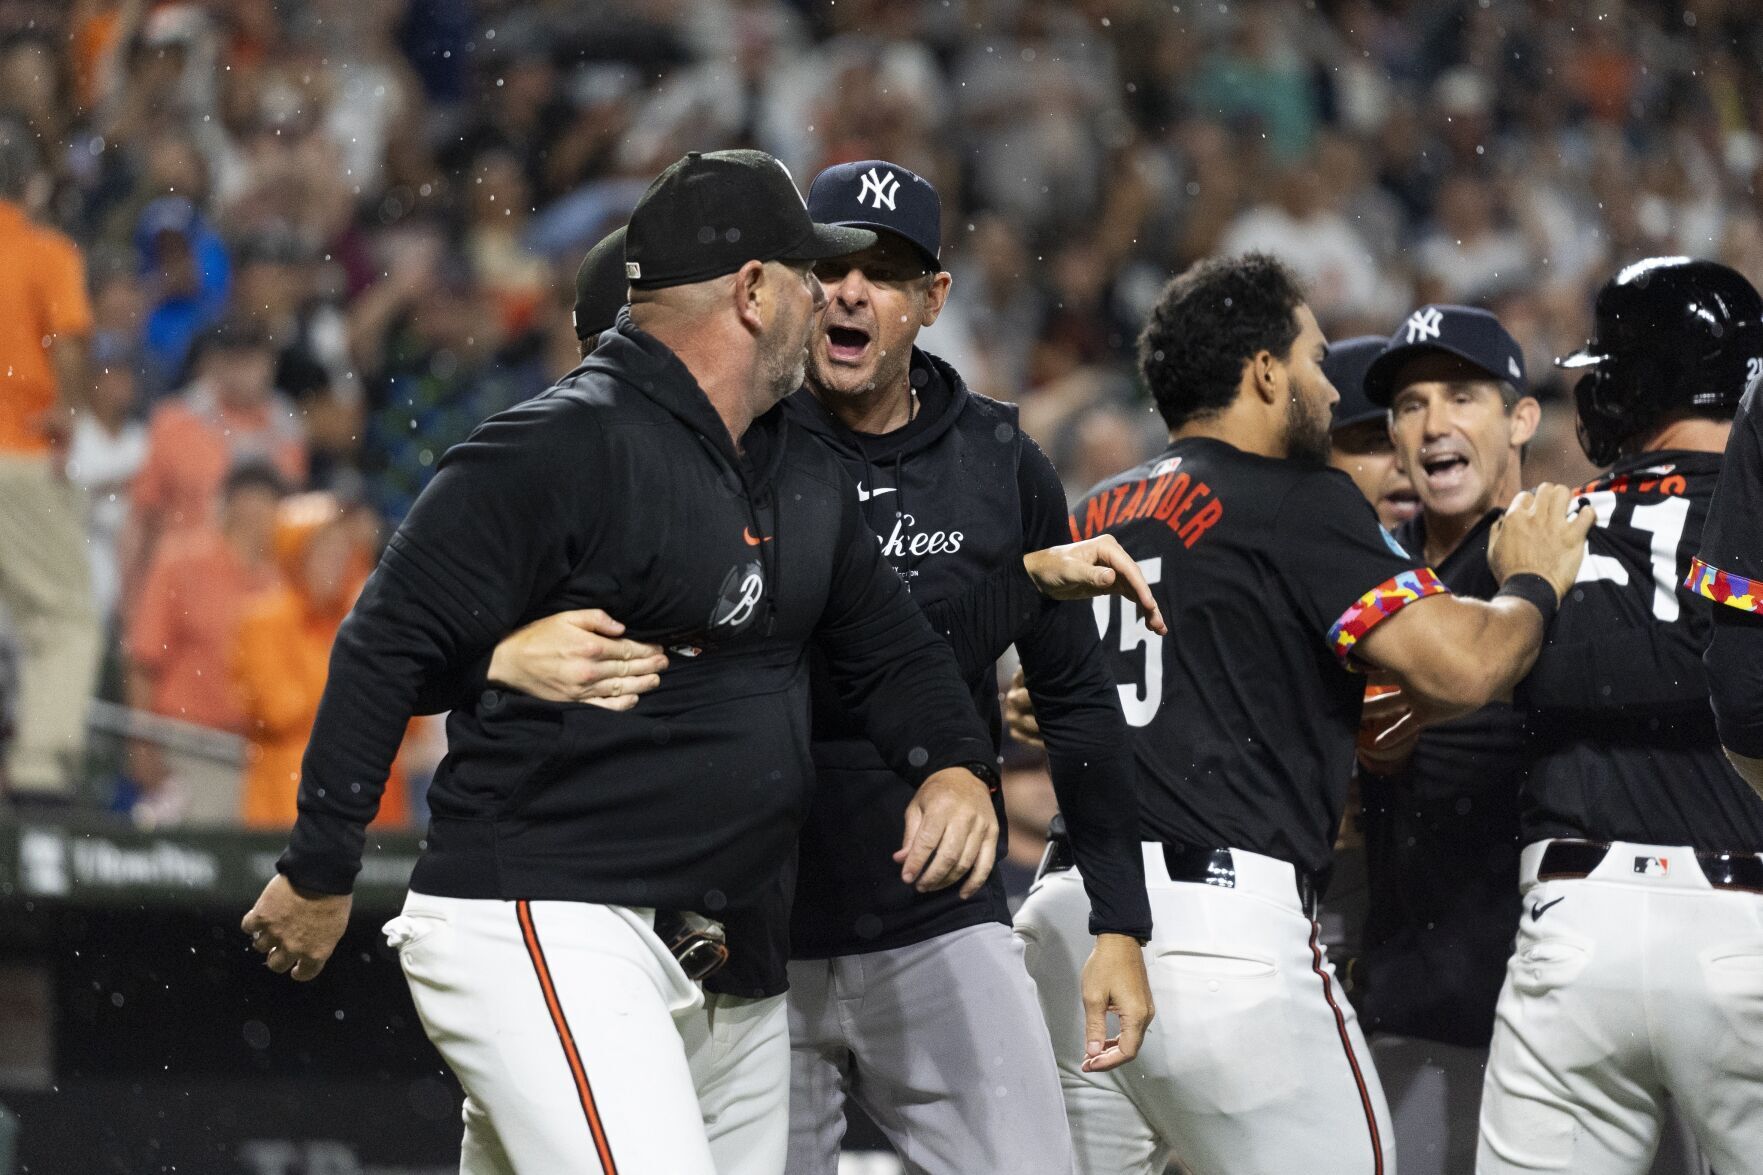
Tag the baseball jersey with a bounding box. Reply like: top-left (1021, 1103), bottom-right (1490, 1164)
top-left (1690, 383), bottom-right (1763, 758)
top-left (1358, 510), bottom-right (1522, 1047)
top-left (1690, 383), bottom-right (1763, 615)
top-left (1069, 438), bottom-right (1448, 878)
top-left (1519, 449), bottom-right (1763, 851)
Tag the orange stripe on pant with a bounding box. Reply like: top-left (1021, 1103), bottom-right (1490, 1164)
top-left (516, 900), bottom-right (620, 1174)
top-left (1308, 920), bottom-right (1385, 1175)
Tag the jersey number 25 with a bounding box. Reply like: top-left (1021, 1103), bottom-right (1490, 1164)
top-left (1092, 556), bottom-right (1163, 727)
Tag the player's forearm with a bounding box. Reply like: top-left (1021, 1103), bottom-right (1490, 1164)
top-left (1368, 595), bottom-right (1545, 717)
top-left (278, 556), bottom-right (490, 892)
top-left (278, 614), bottom-right (427, 892)
top-left (1019, 605), bottom-right (1152, 937)
top-left (918, 560), bottom-right (1042, 679)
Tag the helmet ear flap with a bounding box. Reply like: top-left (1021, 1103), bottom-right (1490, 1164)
top-left (1573, 367), bottom-right (1623, 466)
top-left (1572, 359), bottom-right (1657, 467)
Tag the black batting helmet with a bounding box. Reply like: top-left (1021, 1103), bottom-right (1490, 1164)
top-left (1560, 257), bottom-right (1763, 465)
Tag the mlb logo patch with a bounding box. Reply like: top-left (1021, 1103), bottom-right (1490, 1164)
top-left (1633, 856), bottom-right (1670, 877)
top-left (1149, 456), bottom-right (1183, 478)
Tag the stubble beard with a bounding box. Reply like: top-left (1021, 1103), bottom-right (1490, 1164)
top-left (1286, 390), bottom-right (1333, 467)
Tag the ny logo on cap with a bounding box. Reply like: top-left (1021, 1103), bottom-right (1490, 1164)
top-left (1405, 307), bottom-right (1443, 343)
top-left (858, 167), bottom-right (900, 212)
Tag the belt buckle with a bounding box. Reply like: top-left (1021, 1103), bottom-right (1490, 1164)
top-left (657, 911), bottom-right (729, 982)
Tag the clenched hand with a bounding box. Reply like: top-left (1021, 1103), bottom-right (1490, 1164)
top-left (241, 873), bottom-right (352, 982)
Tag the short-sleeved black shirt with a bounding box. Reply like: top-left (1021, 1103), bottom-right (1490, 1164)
top-left (1691, 383), bottom-right (1763, 617)
top-left (1069, 438), bottom-right (1448, 877)
top-left (1521, 449), bottom-right (1763, 852)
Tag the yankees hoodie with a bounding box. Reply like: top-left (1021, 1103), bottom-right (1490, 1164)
top-left (278, 315), bottom-right (993, 924)
top-left (783, 348), bottom-right (1151, 957)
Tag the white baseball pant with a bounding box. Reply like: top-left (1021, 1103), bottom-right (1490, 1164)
top-left (1015, 844), bottom-right (1394, 1175)
top-left (384, 891), bottom-right (789, 1174)
top-left (1478, 839), bottom-right (1763, 1175)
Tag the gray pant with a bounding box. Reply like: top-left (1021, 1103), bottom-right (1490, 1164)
top-left (1376, 1035), bottom-right (1709, 1175)
top-left (785, 921), bottom-right (1075, 1175)
top-left (1371, 1035), bottom-right (1486, 1175)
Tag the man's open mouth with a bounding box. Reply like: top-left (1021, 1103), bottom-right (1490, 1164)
top-left (1421, 452), bottom-right (1470, 489)
top-left (825, 324), bottom-right (871, 363)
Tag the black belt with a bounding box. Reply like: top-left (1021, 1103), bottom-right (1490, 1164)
top-left (1538, 839), bottom-right (1763, 894)
top-left (1038, 818), bottom-right (1322, 919)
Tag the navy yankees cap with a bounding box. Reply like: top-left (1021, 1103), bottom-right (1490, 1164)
top-left (573, 226), bottom-right (627, 341)
top-left (1363, 304), bottom-right (1527, 406)
top-left (807, 159), bottom-right (942, 271)
top-left (1323, 336), bottom-right (1388, 429)
top-left (625, 150), bottom-right (875, 290)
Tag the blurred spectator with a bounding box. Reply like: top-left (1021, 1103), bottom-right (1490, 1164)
top-left (231, 491), bottom-right (407, 829)
top-left (124, 462), bottom-right (284, 821)
top-left (65, 335), bottom-right (148, 626)
top-left (348, 234), bottom-right (532, 527)
top-left (1188, 2), bottom-right (1319, 162)
top-left (124, 316), bottom-right (307, 589)
top-left (0, 119), bottom-right (102, 805)
top-left (230, 231), bottom-right (361, 488)
top-left (1219, 158), bottom-right (1393, 328)
top-left (1415, 172), bottom-right (1532, 303)
top-left (462, 148), bottom-right (549, 337)
top-left (134, 195), bottom-right (231, 391)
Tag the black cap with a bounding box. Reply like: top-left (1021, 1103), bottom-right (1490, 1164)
top-left (1363, 304), bottom-right (1527, 406)
top-left (1323, 336), bottom-right (1388, 429)
top-left (573, 226), bottom-right (627, 341)
top-left (624, 150), bottom-right (876, 290)
top-left (806, 159), bottom-right (942, 270)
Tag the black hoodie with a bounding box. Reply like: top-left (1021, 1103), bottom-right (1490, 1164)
top-left (783, 349), bottom-right (1151, 957)
top-left (278, 316), bottom-right (994, 928)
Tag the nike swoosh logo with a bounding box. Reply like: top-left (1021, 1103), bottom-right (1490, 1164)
top-left (1531, 896), bottom-right (1565, 921)
top-left (742, 528), bottom-right (771, 546)
top-left (856, 483), bottom-right (896, 501)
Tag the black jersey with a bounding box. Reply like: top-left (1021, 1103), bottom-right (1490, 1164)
top-left (1519, 450), bottom-right (1763, 852)
top-left (1069, 438), bottom-right (1447, 878)
top-left (1691, 383), bottom-right (1763, 615)
top-left (1358, 510), bottom-right (1522, 1046)
top-left (1691, 384), bottom-right (1763, 758)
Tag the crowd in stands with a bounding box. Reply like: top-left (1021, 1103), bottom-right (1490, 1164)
top-left (1, 0), bottom-right (1760, 831)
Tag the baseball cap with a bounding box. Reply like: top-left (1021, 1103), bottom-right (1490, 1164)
top-left (573, 226), bottom-right (628, 341)
top-left (1322, 336), bottom-right (1388, 430)
top-left (1363, 305), bottom-right (1527, 406)
top-left (624, 150), bottom-right (876, 290)
top-left (806, 160), bottom-right (941, 271)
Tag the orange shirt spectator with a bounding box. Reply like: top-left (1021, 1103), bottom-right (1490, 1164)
top-left (126, 318), bottom-right (307, 590)
top-left (126, 465), bottom-right (284, 734)
top-left (232, 493), bottom-right (406, 829)
top-left (0, 197), bottom-right (92, 454)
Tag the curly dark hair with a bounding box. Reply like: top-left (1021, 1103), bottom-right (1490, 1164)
top-left (1138, 253), bottom-right (1307, 431)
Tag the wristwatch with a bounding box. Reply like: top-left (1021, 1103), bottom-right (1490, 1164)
top-left (959, 760), bottom-right (1002, 792)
